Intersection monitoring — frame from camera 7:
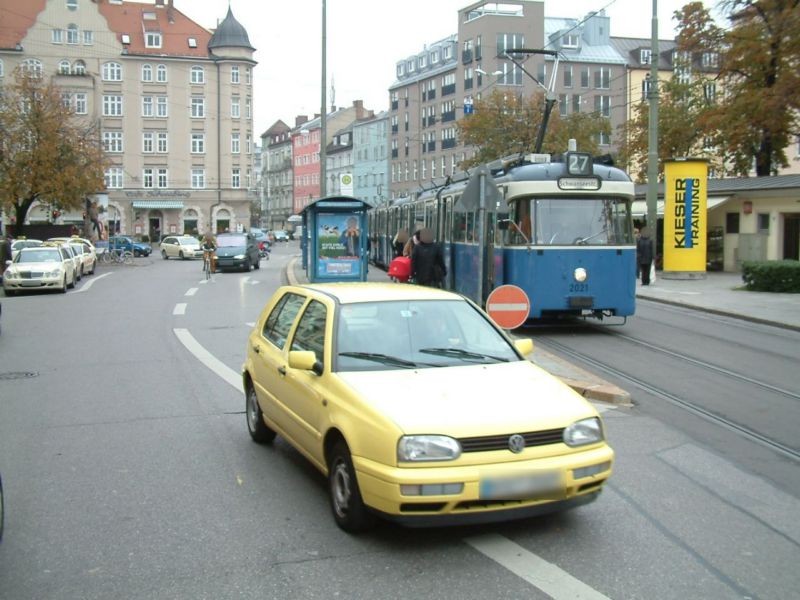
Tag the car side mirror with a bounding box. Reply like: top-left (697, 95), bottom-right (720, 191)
top-left (514, 338), bottom-right (534, 357)
top-left (288, 350), bottom-right (323, 375)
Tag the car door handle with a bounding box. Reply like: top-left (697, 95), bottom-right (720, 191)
top-left (252, 345), bottom-right (260, 354)
top-left (278, 366), bottom-right (287, 376)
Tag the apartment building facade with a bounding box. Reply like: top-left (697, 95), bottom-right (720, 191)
top-left (353, 111), bottom-right (389, 206)
top-left (0, 0), bottom-right (255, 239)
top-left (261, 119), bottom-right (293, 232)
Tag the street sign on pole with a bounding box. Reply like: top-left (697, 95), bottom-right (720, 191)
top-left (486, 285), bottom-right (530, 329)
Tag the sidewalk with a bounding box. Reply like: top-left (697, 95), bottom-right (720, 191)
top-left (286, 257), bottom-right (799, 405)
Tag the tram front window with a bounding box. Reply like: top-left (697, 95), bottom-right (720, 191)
top-left (508, 197), bottom-right (632, 246)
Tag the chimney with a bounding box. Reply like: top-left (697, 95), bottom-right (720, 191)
top-left (295, 115), bottom-right (309, 128)
top-left (353, 99), bottom-right (365, 119)
top-left (155, 0), bottom-right (165, 6)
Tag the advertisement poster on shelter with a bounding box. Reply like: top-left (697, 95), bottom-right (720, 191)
top-left (315, 212), bottom-right (362, 278)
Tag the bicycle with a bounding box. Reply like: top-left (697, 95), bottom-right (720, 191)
top-left (100, 247), bottom-right (134, 265)
top-left (203, 250), bottom-right (215, 280)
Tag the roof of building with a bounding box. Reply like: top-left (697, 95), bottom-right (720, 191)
top-left (208, 6), bottom-right (254, 51)
top-left (543, 17), bottom-right (626, 65)
top-left (611, 37), bottom-right (677, 69)
top-left (634, 175), bottom-right (800, 198)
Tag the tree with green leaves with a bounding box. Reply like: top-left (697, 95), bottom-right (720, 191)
top-left (675, 0), bottom-right (799, 176)
top-left (457, 89), bottom-right (610, 168)
top-left (0, 68), bottom-right (106, 236)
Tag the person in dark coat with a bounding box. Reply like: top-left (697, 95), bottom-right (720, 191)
top-left (411, 228), bottom-right (446, 287)
top-left (636, 227), bottom-right (655, 286)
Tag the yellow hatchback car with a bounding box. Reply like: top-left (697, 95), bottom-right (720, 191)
top-left (243, 283), bottom-right (613, 532)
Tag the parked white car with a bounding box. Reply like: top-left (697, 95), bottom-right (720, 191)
top-left (49, 237), bottom-right (97, 276)
top-left (3, 246), bottom-right (76, 295)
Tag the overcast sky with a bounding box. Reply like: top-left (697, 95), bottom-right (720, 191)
top-left (176, 0), bottom-right (708, 137)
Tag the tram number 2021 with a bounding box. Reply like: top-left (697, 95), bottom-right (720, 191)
top-left (569, 283), bottom-right (589, 292)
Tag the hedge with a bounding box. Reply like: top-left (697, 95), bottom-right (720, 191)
top-left (741, 260), bottom-right (800, 293)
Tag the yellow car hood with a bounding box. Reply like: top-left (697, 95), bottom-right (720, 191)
top-left (335, 361), bottom-right (597, 437)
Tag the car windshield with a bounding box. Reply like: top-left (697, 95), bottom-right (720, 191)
top-left (335, 299), bottom-right (519, 371)
top-left (178, 237), bottom-right (197, 244)
top-left (16, 249), bottom-right (62, 263)
top-left (217, 235), bottom-right (246, 247)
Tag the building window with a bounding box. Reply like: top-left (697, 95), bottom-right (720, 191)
top-left (156, 96), bottom-right (168, 117)
top-left (157, 132), bottom-right (168, 153)
top-left (231, 133), bottom-right (240, 154)
top-left (142, 96), bottom-right (154, 117)
top-left (246, 97), bottom-right (252, 118)
top-left (102, 62), bottom-right (122, 81)
top-left (703, 82), bottom-right (716, 103)
top-left (191, 97), bottom-right (205, 118)
top-left (642, 78), bottom-right (653, 101)
top-left (191, 133), bottom-right (205, 154)
top-left (640, 49), bottom-right (652, 65)
top-left (142, 64), bottom-right (152, 82)
top-left (231, 65), bottom-right (240, 83)
top-left (143, 168), bottom-right (154, 188)
top-left (726, 212), bottom-right (740, 234)
top-left (702, 52), bottom-right (718, 68)
top-left (103, 131), bottom-right (123, 153)
top-left (156, 64), bottom-right (167, 82)
top-left (563, 65), bottom-right (572, 88)
top-left (83, 30), bottom-right (93, 45)
top-left (103, 95), bottom-right (123, 116)
top-left (190, 66), bottom-right (204, 84)
top-left (74, 93), bottom-right (87, 114)
top-left (562, 34), bottom-right (579, 48)
top-left (58, 60), bottom-right (71, 75)
top-left (191, 169), bottom-right (205, 189)
top-left (246, 134), bottom-right (251, 154)
top-left (145, 32), bottom-right (162, 48)
top-left (757, 213), bottom-right (770, 233)
top-left (594, 67), bottom-right (610, 89)
top-left (232, 168), bottom-right (241, 188)
top-left (67, 24), bottom-right (78, 44)
top-left (559, 94), bottom-right (568, 115)
top-left (73, 60), bottom-right (85, 75)
top-left (231, 97), bottom-right (240, 118)
top-left (594, 95), bottom-right (611, 117)
top-left (580, 66), bottom-right (590, 88)
top-left (246, 67), bottom-right (252, 85)
top-left (66, 0), bottom-right (77, 10)
top-left (52, 29), bottom-right (63, 44)
top-left (105, 167), bottom-right (123, 189)
top-left (143, 132), bottom-right (154, 153)
top-left (157, 168), bottom-right (168, 188)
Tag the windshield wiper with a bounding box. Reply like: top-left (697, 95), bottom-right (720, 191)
top-left (338, 352), bottom-right (420, 368)
top-left (575, 230), bottom-right (608, 245)
top-left (418, 347), bottom-right (509, 363)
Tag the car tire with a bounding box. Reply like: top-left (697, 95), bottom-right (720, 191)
top-left (246, 383), bottom-right (276, 443)
top-left (67, 272), bottom-right (75, 289)
top-left (162, 250), bottom-right (168, 260)
top-left (179, 251), bottom-right (184, 260)
top-left (4, 289), bottom-right (15, 297)
top-left (134, 250), bottom-right (141, 257)
top-left (328, 441), bottom-right (375, 533)
top-left (61, 275), bottom-right (68, 293)
top-left (90, 260), bottom-right (96, 274)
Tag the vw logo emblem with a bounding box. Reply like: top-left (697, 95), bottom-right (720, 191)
top-left (508, 434), bottom-right (525, 454)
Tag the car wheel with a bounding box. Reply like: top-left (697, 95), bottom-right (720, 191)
top-left (134, 250), bottom-right (141, 257)
top-left (67, 272), bottom-right (75, 289)
top-left (328, 441), bottom-right (375, 533)
top-left (179, 251), bottom-right (185, 260)
top-left (4, 289), bottom-right (15, 297)
top-left (90, 260), bottom-right (96, 274)
top-left (246, 383), bottom-right (276, 443)
top-left (61, 275), bottom-right (68, 293)
top-left (162, 249), bottom-right (168, 260)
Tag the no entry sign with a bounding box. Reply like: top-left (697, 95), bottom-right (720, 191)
top-left (486, 285), bottom-right (530, 329)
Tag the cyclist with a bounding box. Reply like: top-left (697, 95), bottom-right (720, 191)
top-left (201, 232), bottom-right (217, 273)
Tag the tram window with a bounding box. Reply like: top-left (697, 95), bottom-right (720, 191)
top-left (453, 211), bottom-right (467, 242)
top-left (531, 198), bottom-right (629, 245)
top-left (508, 201), bottom-right (532, 245)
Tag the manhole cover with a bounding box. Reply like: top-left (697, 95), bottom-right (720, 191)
top-left (0, 371), bottom-right (39, 380)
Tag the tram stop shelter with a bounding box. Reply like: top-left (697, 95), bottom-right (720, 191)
top-left (300, 196), bottom-right (371, 283)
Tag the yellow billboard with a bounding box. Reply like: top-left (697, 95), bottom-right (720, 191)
top-left (664, 159), bottom-right (708, 273)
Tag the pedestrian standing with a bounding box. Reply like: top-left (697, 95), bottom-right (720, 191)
top-left (392, 228), bottom-right (409, 258)
top-left (633, 227), bottom-right (641, 279)
top-left (636, 227), bottom-right (655, 286)
top-left (411, 228), bottom-right (446, 287)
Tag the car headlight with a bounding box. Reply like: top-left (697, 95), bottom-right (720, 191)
top-left (563, 417), bottom-right (604, 447)
top-left (397, 435), bottom-right (461, 462)
top-left (4, 270), bottom-right (18, 280)
top-left (47, 269), bottom-right (62, 277)
top-left (233, 254), bottom-right (245, 259)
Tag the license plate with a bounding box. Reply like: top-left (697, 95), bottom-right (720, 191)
top-left (480, 471), bottom-right (563, 500)
top-left (21, 281), bottom-right (42, 287)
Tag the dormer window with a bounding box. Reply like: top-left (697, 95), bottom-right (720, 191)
top-left (418, 55), bottom-right (427, 69)
top-left (562, 34), bottom-right (579, 48)
top-left (66, 0), bottom-right (77, 11)
top-left (121, 34), bottom-right (131, 45)
top-left (145, 32), bottom-right (162, 48)
top-left (640, 49), bottom-right (652, 65)
top-left (143, 11), bottom-right (156, 20)
top-left (188, 37), bottom-right (197, 48)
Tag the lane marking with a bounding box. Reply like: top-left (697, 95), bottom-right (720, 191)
top-left (73, 272), bottom-right (112, 293)
top-left (465, 534), bottom-right (611, 600)
top-left (173, 328), bottom-right (241, 391)
top-left (173, 303), bottom-right (187, 315)
top-left (185, 287), bottom-right (198, 296)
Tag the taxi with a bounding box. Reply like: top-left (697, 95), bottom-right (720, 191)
top-left (242, 283), bottom-right (613, 532)
top-left (43, 241), bottom-right (82, 281)
top-left (48, 237), bottom-right (97, 276)
top-left (3, 245), bottom-right (76, 295)
top-left (11, 238), bottom-right (42, 260)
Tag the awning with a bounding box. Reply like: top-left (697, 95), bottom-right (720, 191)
top-left (631, 200), bottom-right (665, 217)
top-left (707, 196), bottom-right (730, 210)
top-left (131, 200), bottom-right (185, 209)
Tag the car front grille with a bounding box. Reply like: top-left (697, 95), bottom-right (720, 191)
top-left (458, 428), bottom-right (564, 452)
top-left (20, 272), bottom-right (43, 279)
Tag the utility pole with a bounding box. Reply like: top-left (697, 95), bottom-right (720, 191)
top-left (320, 0), bottom-right (327, 197)
top-left (646, 0), bottom-right (659, 252)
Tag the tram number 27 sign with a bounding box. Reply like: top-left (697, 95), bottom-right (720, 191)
top-left (486, 285), bottom-right (530, 330)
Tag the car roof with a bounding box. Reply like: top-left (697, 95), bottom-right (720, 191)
top-left (300, 282), bottom-right (462, 305)
top-left (20, 246), bottom-right (59, 254)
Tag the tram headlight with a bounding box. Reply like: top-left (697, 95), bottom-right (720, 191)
top-left (574, 267), bottom-right (588, 283)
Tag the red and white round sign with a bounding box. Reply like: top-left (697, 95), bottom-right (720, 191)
top-left (486, 285), bottom-right (530, 329)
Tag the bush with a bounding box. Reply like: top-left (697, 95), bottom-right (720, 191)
top-left (741, 260), bottom-right (800, 292)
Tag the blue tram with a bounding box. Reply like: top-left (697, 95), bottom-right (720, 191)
top-left (368, 150), bottom-right (637, 322)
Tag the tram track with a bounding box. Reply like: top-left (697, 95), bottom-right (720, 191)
top-left (537, 336), bottom-right (800, 463)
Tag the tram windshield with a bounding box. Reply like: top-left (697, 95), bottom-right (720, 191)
top-left (505, 197), bottom-right (632, 246)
